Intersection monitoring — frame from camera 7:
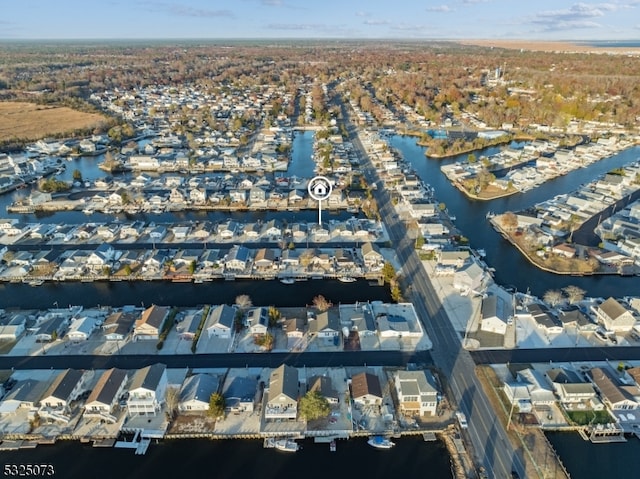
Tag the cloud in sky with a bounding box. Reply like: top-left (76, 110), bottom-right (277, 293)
top-left (363, 19), bottom-right (391, 26)
top-left (137, 1), bottom-right (234, 18)
top-left (427, 5), bottom-right (453, 12)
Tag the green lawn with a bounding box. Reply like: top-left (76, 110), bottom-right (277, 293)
top-left (566, 409), bottom-right (612, 425)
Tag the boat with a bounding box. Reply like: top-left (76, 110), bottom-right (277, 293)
top-left (337, 276), bottom-right (357, 283)
top-left (367, 436), bottom-right (395, 449)
top-left (280, 277), bottom-right (295, 285)
top-left (476, 249), bottom-right (486, 258)
top-left (265, 437), bottom-right (299, 452)
top-left (330, 440), bottom-right (336, 452)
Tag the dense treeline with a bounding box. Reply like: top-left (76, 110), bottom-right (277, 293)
top-left (0, 41), bottom-right (638, 131)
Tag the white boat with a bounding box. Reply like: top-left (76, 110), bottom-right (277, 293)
top-left (265, 438), bottom-right (299, 452)
top-left (476, 249), bottom-right (486, 258)
top-left (337, 276), bottom-right (357, 283)
top-left (280, 278), bottom-right (295, 285)
top-left (367, 436), bottom-right (395, 449)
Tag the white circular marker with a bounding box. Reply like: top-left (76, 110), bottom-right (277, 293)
top-left (307, 175), bottom-right (332, 201)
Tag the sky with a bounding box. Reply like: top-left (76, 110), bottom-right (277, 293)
top-left (1, 0), bottom-right (640, 41)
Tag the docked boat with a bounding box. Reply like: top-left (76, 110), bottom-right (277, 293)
top-left (367, 436), bottom-right (395, 449)
top-left (265, 437), bottom-right (299, 452)
top-left (337, 276), bottom-right (357, 283)
top-left (280, 277), bottom-right (295, 285)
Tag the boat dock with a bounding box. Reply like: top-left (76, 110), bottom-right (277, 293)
top-left (114, 429), bottom-right (151, 455)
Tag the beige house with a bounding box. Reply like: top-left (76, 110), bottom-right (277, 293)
top-left (351, 372), bottom-right (383, 407)
top-left (265, 364), bottom-right (298, 421)
top-left (592, 298), bottom-right (636, 332)
top-left (134, 305), bottom-right (170, 340)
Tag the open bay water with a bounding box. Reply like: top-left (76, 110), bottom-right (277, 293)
top-left (0, 436), bottom-right (453, 479)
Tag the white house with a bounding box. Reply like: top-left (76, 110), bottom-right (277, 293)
top-left (39, 369), bottom-right (87, 422)
top-left (395, 370), bottom-right (439, 416)
top-left (84, 368), bottom-right (128, 422)
top-left (246, 307), bottom-right (269, 336)
top-left (222, 376), bottom-right (258, 413)
top-left (351, 372), bottom-right (383, 407)
top-left (265, 364), bottom-right (298, 421)
top-left (66, 316), bottom-right (98, 342)
top-left (592, 297), bottom-right (637, 332)
top-left (178, 374), bottom-right (220, 412)
top-left (204, 304), bottom-right (236, 339)
top-left (127, 363), bottom-right (168, 416)
top-left (480, 294), bottom-right (509, 335)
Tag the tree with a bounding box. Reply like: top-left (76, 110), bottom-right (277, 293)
top-left (208, 392), bottom-right (225, 419)
top-left (72, 169), bottom-right (82, 182)
top-left (415, 235), bottom-right (425, 250)
top-left (382, 261), bottom-right (396, 284)
top-left (254, 332), bottom-right (274, 351)
top-left (235, 294), bottom-right (252, 311)
top-left (165, 386), bottom-right (180, 420)
top-left (312, 294), bottom-right (332, 312)
top-left (501, 212), bottom-right (518, 231)
top-left (123, 264), bottom-right (132, 276)
top-left (188, 260), bottom-right (197, 275)
top-left (267, 306), bottom-right (281, 326)
top-left (298, 391), bottom-right (330, 421)
top-left (543, 289), bottom-right (564, 307)
top-left (563, 285), bottom-right (585, 304)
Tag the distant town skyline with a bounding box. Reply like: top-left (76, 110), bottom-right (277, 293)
top-left (1, 0), bottom-right (640, 41)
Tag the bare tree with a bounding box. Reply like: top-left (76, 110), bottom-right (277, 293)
top-left (500, 212), bottom-right (519, 231)
top-left (165, 386), bottom-right (180, 420)
top-left (235, 294), bottom-right (252, 311)
top-left (543, 289), bottom-right (564, 308)
top-left (312, 294), bottom-right (332, 312)
top-left (562, 285), bottom-right (585, 304)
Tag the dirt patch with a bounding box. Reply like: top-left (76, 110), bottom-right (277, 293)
top-left (167, 413), bottom-right (217, 434)
top-left (0, 101), bottom-right (109, 142)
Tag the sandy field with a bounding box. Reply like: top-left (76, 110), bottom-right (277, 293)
top-left (0, 101), bottom-right (109, 142)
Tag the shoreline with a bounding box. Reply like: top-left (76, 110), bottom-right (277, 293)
top-left (457, 39), bottom-right (640, 55)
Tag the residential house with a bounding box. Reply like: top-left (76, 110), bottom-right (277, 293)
top-left (452, 260), bottom-right (485, 292)
top-left (265, 364), bottom-right (299, 421)
top-left (246, 307), bottom-right (269, 336)
top-left (280, 249), bottom-right (300, 268)
top-left (0, 313), bottom-right (27, 340)
top-left (557, 306), bottom-right (597, 332)
top-left (35, 315), bottom-right (69, 342)
top-left (127, 363), bottom-right (168, 416)
top-left (84, 368), bottom-right (128, 422)
top-left (334, 248), bottom-right (356, 271)
top-left (395, 370), bottom-right (439, 417)
top-left (309, 310), bottom-right (340, 341)
top-left (480, 294), bottom-right (510, 335)
top-left (224, 245), bottom-right (250, 271)
top-left (249, 187), bottom-right (267, 204)
top-left (0, 379), bottom-right (48, 417)
top-left (176, 310), bottom-right (202, 340)
top-left (66, 316), bottom-right (98, 342)
top-left (253, 248), bottom-right (276, 269)
top-left (528, 303), bottom-right (564, 335)
top-left (361, 242), bottom-right (383, 269)
top-left (204, 304), bottom-right (236, 339)
top-left (102, 309), bottom-right (137, 341)
top-left (39, 369), bottom-right (87, 422)
top-left (592, 297), bottom-right (637, 332)
top-left (351, 372), bottom-right (383, 407)
top-left (200, 249), bottom-right (221, 269)
top-left (179, 374), bottom-right (220, 412)
top-left (588, 367), bottom-right (640, 410)
top-left (149, 225), bottom-right (168, 242)
top-left (308, 375), bottom-right (339, 404)
top-left (133, 305), bottom-right (170, 341)
top-left (546, 367), bottom-right (597, 407)
top-left (261, 219), bottom-right (282, 238)
top-left (438, 250), bottom-right (470, 268)
top-left (339, 304), bottom-right (376, 337)
top-left (189, 188), bottom-right (207, 204)
top-left (283, 316), bottom-right (307, 350)
top-left (223, 375), bottom-right (258, 413)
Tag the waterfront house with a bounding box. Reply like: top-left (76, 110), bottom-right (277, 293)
top-left (84, 368), bottom-right (128, 422)
top-left (528, 303), bottom-right (564, 335)
top-left (261, 219), bottom-right (282, 238)
top-left (149, 225), bottom-right (168, 242)
top-left (333, 248), bottom-right (356, 271)
top-left (283, 317), bottom-right (307, 350)
top-left (200, 249), bottom-right (222, 269)
top-left (551, 243), bottom-right (576, 259)
top-left (223, 375), bottom-right (258, 413)
top-left (361, 242), bottom-right (383, 269)
top-left (351, 372), bottom-right (383, 407)
top-left (219, 220), bottom-right (239, 239)
top-left (0, 313), bottom-right (27, 340)
top-left (592, 297), bottom-right (637, 332)
top-left (247, 307), bottom-right (269, 336)
top-left (224, 245), bottom-right (250, 271)
top-left (121, 221), bottom-right (145, 238)
top-left (480, 294), bottom-right (509, 336)
top-left (452, 260), bottom-right (485, 293)
top-left (127, 363), bottom-right (168, 417)
top-left (176, 310), bottom-right (202, 341)
top-left (87, 243), bottom-right (117, 270)
top-left (35, 314), bottom-right (69, 342)
top-left (291, 223), bottom-right (307, 241)
top-left (309, 310), bottom-right (340, 341)
top-left (437, 250), bottom-right (470, 268)
top-left (66, 316), bottom-right (98, 342)
top-left (189, 187), bottom-right (207, 204)
top-left (545, 367), bottom-right (597, 408)
top-left (133, 305), bottom-right (170, 341)
top-left (178, 374), bottom-right (220, 412)
top-left (588, 367), bottom-right (640, 410)
top-left (265, 364), bottom-right (299, 421)
top-left (39, 369), bottom-right (87, 422)
top-left (171, 225), bottom-right (191, 241)
top-left (204, 304), bottom-right (236, 339)
top-left (253, 248), bottom-right (276, 269)
top-left (395, 370), bottom-right (439, 417)
top-left (308, 375), bottom-right (339, 405)
top-left (102, 309), bottom-right (137, 341)
top-left (280, 249), bottom-right (300, 267)
top-left (0, 379), bottom-right (48, 418)
top-left (249, 186), bottom-right (267, 204)
top-left (557, 306), bottom-right (597, 332)
top-left (339, 304), bottom-right (376, 337)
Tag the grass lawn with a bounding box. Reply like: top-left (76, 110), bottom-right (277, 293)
top-left (566, 409), bottom-right (612, 425)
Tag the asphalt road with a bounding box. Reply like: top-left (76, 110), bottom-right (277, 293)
top-left (340, 104), bottom-right (524, 478)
